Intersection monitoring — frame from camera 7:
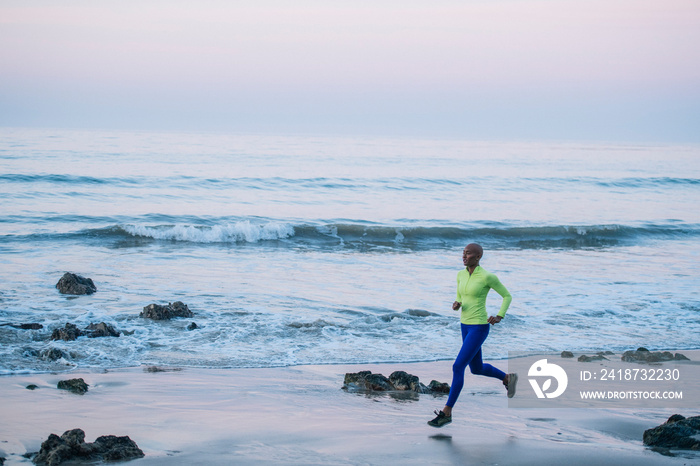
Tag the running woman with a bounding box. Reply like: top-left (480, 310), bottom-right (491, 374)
top-left (428, 243), bottom-right (517, 428)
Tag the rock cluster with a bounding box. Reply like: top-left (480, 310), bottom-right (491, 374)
top-left (343, 370), bottom-right (450, 394)
top-left (622, 347), bottom-right (689, 363)
top-left (55, 273), bottom-right (97, 295)
top-left (140, 301), bottom-right (193, 320)
top-left (50, 322), bottom-right (120, 341)
top-left (643, 414), bottom-right (700, 451)
top-left (33, 428), bottom-right (144, 465)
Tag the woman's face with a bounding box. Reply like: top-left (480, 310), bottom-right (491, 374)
top-left (462, 245), bottom-right (482, 268)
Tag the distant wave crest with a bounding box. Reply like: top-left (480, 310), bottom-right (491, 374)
top-left (121, 221), bottom-right (295, 243)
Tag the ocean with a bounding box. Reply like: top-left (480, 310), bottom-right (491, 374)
top-left (1, 127), bottom-right (698, 374)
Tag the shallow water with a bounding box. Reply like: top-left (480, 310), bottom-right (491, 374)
top-left (1, 128), bottom-right (698, 373)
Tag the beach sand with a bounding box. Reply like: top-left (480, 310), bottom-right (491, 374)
top-left (1, 354), bottom-right (699, 465)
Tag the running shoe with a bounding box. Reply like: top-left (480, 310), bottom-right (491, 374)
top-left (505, 373), bottom-right (518, 398)
top-left (427, 410), bottom-right (452, 428)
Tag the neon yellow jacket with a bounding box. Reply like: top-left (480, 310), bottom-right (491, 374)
top-left (456, 265), bottom-right (512, 325)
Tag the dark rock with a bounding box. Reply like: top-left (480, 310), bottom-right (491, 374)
top-left (578, 354), bottom-right (608, 362)
top-left (51, 323), bottom-right (82, 341)
top-left (561, 351), bottom-right (574, 358)
top-left (643, 414), bottom-right (700, 450)
top-left (20, 323), bottom-right (43, 330)
top-left (0, 322), bottom-right (44, 330)
top-left (144, 366), bottom-right (182, 372)
top-left (33, 428), bottom-right (144, 465)
top-left (389, 371), bottom-right (419, 390)
top-left (51, 322), bottom-right (120, 341)
top-left (343, 371), bottom-right (392, 391)
top-left (40, 348), bottom-right (67, 361)
top-left (55, 273), bottom-right (96, 295)
top-left (26, 384), bottom-right (39, 390)
top-left (343, 370), bottom-right (449, 394)
top-left (187, 322), bottom-right (198, 330)
top-left (57, 378), bottom-right (88, 394)
top-left (389, 371), bottom-right (430, 393)
top-left (428, 380), bottom-right (451, 393)
top-left (93, 435), bottom-right (145, 461)
top-left (140, 301), bottom-right (193, 320)
top-left (621, 349), bottom-right (689, 363)
top-left (637, 347), bottom-right (650, 352)
top-left (84, 322), bottom-right (120, 338)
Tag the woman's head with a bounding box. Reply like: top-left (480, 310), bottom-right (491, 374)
top-left (462, 243), bottom-right (483, 268)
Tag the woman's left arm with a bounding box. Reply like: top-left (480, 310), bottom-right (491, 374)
top-left (487, 274), bottom-right (512, 324)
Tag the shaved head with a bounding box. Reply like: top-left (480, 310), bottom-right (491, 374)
top-left (466, 243), bottom-right (483, 257)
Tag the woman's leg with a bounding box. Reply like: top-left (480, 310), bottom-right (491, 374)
top-left (445, 324), bottom-right (491, 408)
top-left (468, 346), bottom-right (506, 380)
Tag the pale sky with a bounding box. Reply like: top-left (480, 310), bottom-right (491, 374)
top-left (1, 0), bottom-right (699, 142)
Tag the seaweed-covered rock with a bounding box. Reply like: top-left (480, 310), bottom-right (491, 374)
top-left (33, 428), bottom-right (144, 465)
top-left (55, 273), bottom-right (96, 295)
top-left (561, 351), bottom-right (574, 358)
top-left (140, 301), bottom-right (193, 320)
top-left (622, 349), bottom-right (689, 363)
top-left (643, 414), bottom-right (700, 450)
top-left (51, 323), bottom-right (82, 341)
top-left (57, 378), bottom-right (88, 394)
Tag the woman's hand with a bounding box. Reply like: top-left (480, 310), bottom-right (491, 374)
top-left (487, 315), bottom-right (502, 325)
top-left (452, 301), bottom-right (461, 311)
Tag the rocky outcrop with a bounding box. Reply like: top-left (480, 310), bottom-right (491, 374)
top-left (343, 370), bottom-right (449, 395)
top-left (55, 273), bottom-right (96, 295)
top-left (140, 301), bottom-right (193, 320)
top-left (561, 351), bottom-right (574, 358)
top-left (643, 414), bottom-right (700, 450)
top-left (50, 322), bottom-right (119, 341)
top-left (622, 348), bottom-right (690, 363)
top-left (33, 428), bottom-right (144, 465)
top-left (57, 378), bottom-right (88, 394)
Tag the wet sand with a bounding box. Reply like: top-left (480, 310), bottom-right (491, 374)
top-left (1, 355), bottom-right (699, 465)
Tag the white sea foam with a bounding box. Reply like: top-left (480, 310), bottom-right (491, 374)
top-left (122, 221), bottom-right (295, 243)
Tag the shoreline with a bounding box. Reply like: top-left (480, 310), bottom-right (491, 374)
top-left (2, 352), bottom-right (699, 465)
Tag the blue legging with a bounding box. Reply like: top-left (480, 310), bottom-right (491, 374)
top-left (446, 323), bottom-right (505, 408)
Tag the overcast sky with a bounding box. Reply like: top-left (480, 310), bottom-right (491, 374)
top-left (1, 0), bottom-right (698, 142)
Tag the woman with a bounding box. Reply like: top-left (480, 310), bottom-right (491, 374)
top-left (428, 243), bottom-right (517, 428)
